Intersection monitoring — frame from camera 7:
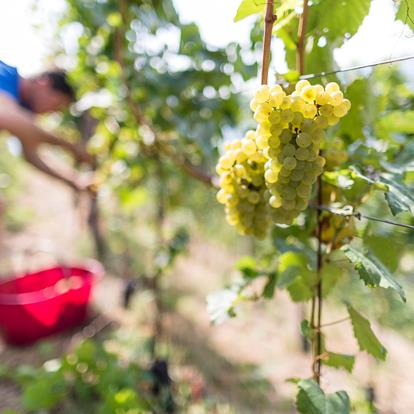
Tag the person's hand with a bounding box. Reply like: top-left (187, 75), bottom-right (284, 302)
top-left (74, 144), bottom-right (96, 165)
top-left (72, 172), bottom-right (99, 194)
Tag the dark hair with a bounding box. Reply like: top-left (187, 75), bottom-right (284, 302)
top-left (43, 71), bottom-right (76, 101)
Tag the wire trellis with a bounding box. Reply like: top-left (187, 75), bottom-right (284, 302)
top-left (316, 204), bottom-right (414, 232)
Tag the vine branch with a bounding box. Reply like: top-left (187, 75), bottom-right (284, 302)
top-left (261, 0), bottom-right (276, 84)
top-left (297, 0), bottom-right (309, 74)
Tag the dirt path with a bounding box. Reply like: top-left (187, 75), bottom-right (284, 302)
top-left (1, 168), bottom-right (414, 413)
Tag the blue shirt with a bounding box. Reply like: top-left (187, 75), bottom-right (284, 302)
top-left (0, 60), bottom-right (20, 103)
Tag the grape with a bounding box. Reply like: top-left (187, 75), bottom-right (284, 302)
top-left (295, 80), bottom-right (311, 93)
top-left (269, 195), bottom-right (282, 208)
top-left (295, 147), bottom-right (309, 161)
top-left (300, 85), bottom-right (317, 103)
top-left (284, 156), bottom-right (297, 170)
top-left (242, 139), bottom-right (257, 156)
top-left (255, 85), bottom-right (271, 103)
top-left (296, 132), bottom-right (311, 148)
top-left (282, 144), bottom-right (297, 158)
top-left (330, 91), bottom-right (344, 106)
top-left (315, 92), bottom-right (330, 105)
top-left (217, 81), bottom-right (350, 231)
top-left (280, 129), bottom-right (293, 144)
top-left (216, 130), bottom-right (271, 239)
top-left (325, 82), bottom-right (340, 94)
top-left (264, 169), bottom-right (278, 183)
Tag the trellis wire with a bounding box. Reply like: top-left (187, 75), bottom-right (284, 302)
top-left (228, 55), bottom-right (414, 96)
top-left (316, 204), bottom-right (414, 231)
top-left (300, 55), bottom-right (414, 80)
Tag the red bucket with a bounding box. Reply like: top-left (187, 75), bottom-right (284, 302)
top-left (0, 261), bottom-right (103, 346)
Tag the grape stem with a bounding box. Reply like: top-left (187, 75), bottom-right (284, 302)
top-left (261, 0), bottom-right (277, 84)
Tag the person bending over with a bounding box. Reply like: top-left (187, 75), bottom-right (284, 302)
top-left (0, 59), bottom-right (93, 191)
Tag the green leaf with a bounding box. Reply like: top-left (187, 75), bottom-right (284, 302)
top-left (22, 373), bottom-right (66, 410)
top-left (234, 0), bottom-right (265, 22)
top-left (283, 70), bottom-right (300, 83)
top-left (296, 379), bottom-right (350, 414)
top-left (346, 304), bottom-right (387, 361)
top-left (376, 110), bottom-right (414, 135)
top-left (236, 256), bottom-right (259, 278)
top-left (263, 272), bottom-right (278, 298)
top-left (301, 320), bottom-right (314, 340)
top-left (363, 232), bottom-right (401, 272)
top-left (338, 78), bottom-right (370, 140)
top-left (277, 252), bottom-right (315, 302)
top-left (325, 391), bottom-right (351, 414)
top-left (324, 352), bottom-right (355, 373)
top-left (307, 0), bottom-right (371, 45)
top-left (341, 245), bottom-right (406, 302)
top-left (379, 174), bottom-right (414, 216)
top-left (396, 0), bottom-right (414, 32)
top-left (179, 23), bottom-right (203, 54)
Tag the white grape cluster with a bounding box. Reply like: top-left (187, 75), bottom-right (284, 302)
top-left (215, 80), bottom-right (350, 238)
top-left (216, 131), bottom-right (271, 239)
top-left (250, 80), bottom-right (351, 225)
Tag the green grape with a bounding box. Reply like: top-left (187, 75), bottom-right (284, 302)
top-left (282, 144), bottom-right (296, 158)
top-left (280, 129), bottom-right (292, 144)
top-left (291, 112), bottom-right (304, 128)
top-left (264, 169), bottom-right (278, 183)
top-left (268, 135), bottom-right (280, 148)
top-left (269, 110), bottom-right (282, 124)
top-left (284, 156), bottom-right (297, 170)
top-left (295, 147), bottom-right (309, 161)
top-left (296, 183), bottom-right (312, 198)
top-left (296, 132), bottom-right (311, 148)
top-left (268, 147), bottom-right (280, 158)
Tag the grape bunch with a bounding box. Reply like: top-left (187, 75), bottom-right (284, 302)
top-left (249, 80), bottom-right (351, 225)
top-left (216, 131), bottom-right (271, 239)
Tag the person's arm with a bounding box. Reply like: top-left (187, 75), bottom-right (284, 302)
top-left (0, 94), bottom-right (94, 164)
top-left (21, 143), bottom-right (83, 191)
top-left (40, 134), bottom-right (94, 165)
top-left (0, 95), bottom-right (89, 191)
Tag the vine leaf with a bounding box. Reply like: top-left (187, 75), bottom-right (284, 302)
top-left (277, 252), bottom-right (315, 302)
top-left (338, 78), bottom-right (370, 140)
top-left (234, 0), bottom-right (265, 22)
top-left (307, 0), bottom-right (371, 45)
top-left (323, 352), bottom-right (355, 373)
top-left (376, 110), bottom-right (414, 135)
top-left (379, 174), bottom-right (414, 216)
top-left (341, 245), bottom-right (406, 302)
top-left (296, 379), bottom-right (350, 414)
top-left (396, 0), bottom-right (414, 32)
top-left (236, 256), bottom-right (259, 278)
top-left (346, 304), bottom-right (387, 361)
